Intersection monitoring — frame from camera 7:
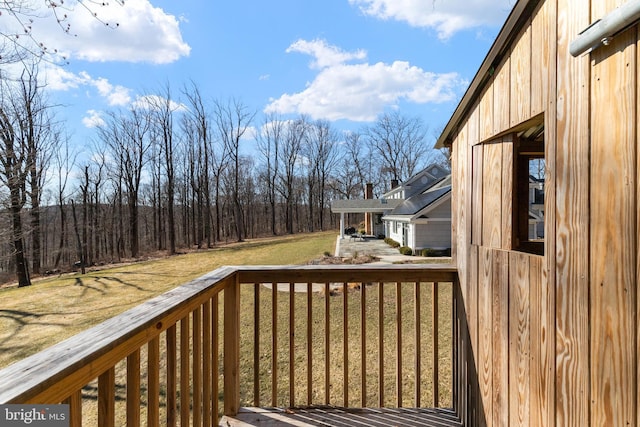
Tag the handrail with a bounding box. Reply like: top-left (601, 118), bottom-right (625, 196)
top-left (0, 266), bottom-right (237, 405)
top-left (0, 264), bottom-right (458, 426)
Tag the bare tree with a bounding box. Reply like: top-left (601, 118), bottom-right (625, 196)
top-left (213, 98), bottom-right (256, 242)
top-left (182, 82), bottom-right (213, 247)
top-left (304, 119), bottom-right (338, 231)
top-left (332, 132), bottom-right (366, 199)
top-left (146, 85), bottom-right (181, 255)
top-left (19, 66), bottom-right (57, 275)
top-left (1, 0), bottom-right (123, 63)
top-left (277, 117), bottom-right (307, 235)
top-left (98, 107), bottom-right (152, 258)
top-left (256, 113), bottom-right (284, 235)
top-left (0, 91), bottom-right (29, 285)
top-left (365, 112), bottom-right (430, 184)
top-left (0, 64), bottom-right (57, 285)
top-left (52, 133), bottom-right (75, 269)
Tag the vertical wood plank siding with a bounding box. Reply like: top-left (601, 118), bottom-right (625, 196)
top-left (554, 0), bottom-right (590, 425)
top-left (494, 59), bottom-right (511, 135)
top-left (482, 143), bottom-right (503, 248)
top-left (508, 252), bottom-right (530, 427)
top-left (590, 1), bottom-right (637, 423)
top-left (448, 0), bottom-right (640, 425)
top-left (510, 24), bottom-right (532, 127)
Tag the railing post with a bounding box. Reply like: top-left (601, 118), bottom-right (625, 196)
top-left (224, 274), bottom-right (241, 415)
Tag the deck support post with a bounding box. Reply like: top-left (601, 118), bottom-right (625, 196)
top-left (224, 274), bottom-right (241, 416)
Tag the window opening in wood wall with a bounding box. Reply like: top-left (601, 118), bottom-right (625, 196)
top-left (514, 121), bottom-right (545, 255)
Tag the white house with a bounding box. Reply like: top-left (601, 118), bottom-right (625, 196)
top-left (331, 164), bottom-right (453, 251)
top-left (382, 171), bottom-right (452, 252)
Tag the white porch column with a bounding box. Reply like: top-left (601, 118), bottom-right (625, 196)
top-left (340, 213), bottom-right (345, 238)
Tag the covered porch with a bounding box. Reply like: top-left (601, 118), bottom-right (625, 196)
top-left (331, 199), bottom-right (401, 239)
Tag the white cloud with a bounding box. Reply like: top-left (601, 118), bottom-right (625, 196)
top-left (91, 77), bottom-right (131, 106)
top-left (42, 65), bottom-right (86, 91)
top-left (82, 109), bottom-right (106, 128)
top-left (41, 65), bottom-right (132, 106)
top-left (286, 39), bottom-right (366, 69)
top-left (243, 126), bottom-right (259, 141)
top-left (30, 0), bottom-right (191, 64)
top-left (265, 39), bottom-right (466, 122)
top-left (349, 0), bottom-right (513, 39)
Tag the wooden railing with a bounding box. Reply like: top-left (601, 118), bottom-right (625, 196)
top-left (0, 264), bottom-right (458, 426)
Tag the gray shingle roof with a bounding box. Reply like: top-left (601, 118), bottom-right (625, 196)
top-left (388, 185), bottom-right (451, 216)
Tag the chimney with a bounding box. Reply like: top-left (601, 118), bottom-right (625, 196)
top-left (365, 183), bottom-right (373, 199)
top-left (391, 179), bottom-right (399, 189)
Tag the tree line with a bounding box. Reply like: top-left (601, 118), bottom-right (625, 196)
top-left (0, 66), bottom-right (447, 287)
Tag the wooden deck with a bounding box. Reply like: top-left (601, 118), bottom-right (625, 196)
top-left (0, 265), bottom-right (462, 426)
top-left (220, 407), bottom-right (462, 427)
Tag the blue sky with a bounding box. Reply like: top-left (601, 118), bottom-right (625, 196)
top-left (8, 0), bottom-right (516, 154)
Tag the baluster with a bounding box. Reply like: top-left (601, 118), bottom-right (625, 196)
top-left (127, 349), bottom-right (141, 427)
top-left (396, 282), bottom-right (402, 407)
top-left (63, 389), bottom-right (82, 427)
top-left (180, 316), bottom-right (190, 425)
top-left (360, 279), bottom-right (367, 407)
top-left (378, 282), bottom-right (384, 407)
top-left (148, 336), bottom-right (160, 427)
top-left (253, 283), bottom-right (260, 407)
top-left (414, 282), bottom-right (422, 407)
top-left (203, 300), bottom-right (212, 427)
top-left (432, 282), bottom-right (439, 407)
top-left (306, 282), bottom-right (313, 406)
top-left (271, 281), bottom-right (278, 407)
top-left (343, 281), bottom-right (349, 407)
top-left (324, 282), bottom-right (330, 405)
top-left (98, 367), bottom-right (115, 427)
top-left (166, 326), bottom-right (177, 426)
top-left (289, 282), bottom-right (295, 407)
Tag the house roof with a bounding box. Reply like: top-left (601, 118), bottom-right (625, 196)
top-left (386, 185), bottom-right (451, 217)
top-left (331, 198), bottom-right (403, 214)
top-left (331, 164), bottom-right (450, 215)
top-left (382, 164), bottom-right (450, 198)
top-left (435, 0), bottom-right (541, 149)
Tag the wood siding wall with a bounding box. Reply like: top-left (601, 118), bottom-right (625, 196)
top-left (450, 0), bottom-right (639, 425)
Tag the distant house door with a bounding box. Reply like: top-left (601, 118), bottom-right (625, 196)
top-left (402, 224), bottom-right (408, 246)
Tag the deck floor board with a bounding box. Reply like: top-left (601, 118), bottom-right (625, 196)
top-left (219, 407), bottom-right (462, 427)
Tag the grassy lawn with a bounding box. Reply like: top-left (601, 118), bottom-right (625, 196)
top-left (0, 231), bottom-right (337, 369)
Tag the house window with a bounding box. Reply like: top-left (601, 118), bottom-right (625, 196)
top-left (514, 121), bottom-right (544, 255)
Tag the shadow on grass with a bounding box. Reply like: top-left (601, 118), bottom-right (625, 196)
top-left (73, 276), bottom-right (156, 296)
top-left (74, 277), bottom-right (107, 296)
top-left (0, 309), bottom-right (70, 352)
top-left (93, 276), bottom-right (150, 292)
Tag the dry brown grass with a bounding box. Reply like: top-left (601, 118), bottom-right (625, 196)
top-left (0, 231), bottom-right (337, 369)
